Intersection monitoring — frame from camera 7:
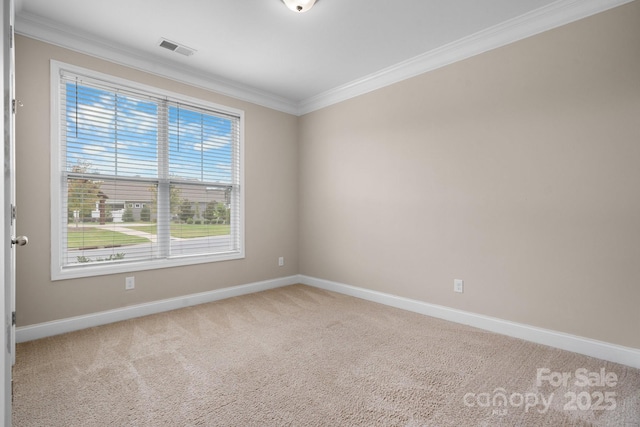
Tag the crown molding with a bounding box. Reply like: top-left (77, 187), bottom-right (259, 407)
top-left (14, 11), bottom-right (300, 115)
top-left (16, 0), bottom-right (633, 116)
top-left (297, 0), bottom-right (634, 115)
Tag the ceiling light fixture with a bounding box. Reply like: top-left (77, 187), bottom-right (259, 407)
top-left (281, 0), bottom-right (317, 13)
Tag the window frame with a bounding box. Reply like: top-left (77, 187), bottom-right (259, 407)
top-left (50, 61), bottom-right (245, 281)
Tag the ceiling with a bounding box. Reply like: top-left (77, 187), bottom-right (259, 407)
top-left (14, 0), bottom-right (628, 114)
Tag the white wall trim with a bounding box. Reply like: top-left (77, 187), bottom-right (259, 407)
top-left (16, 275), bottom-right (299, 343)
top-left (49, 60), bottom-right (247, 281)
top-left (14, 11), bottom-right (299, 116)
top-left (17, 273), bottom-right (640, 368)
top-left (298, 0), bottom-right (633, 114)
top-left (15, 0), bottom-right (632, 116)
top-left (299, 275), bottom-right (640, 369)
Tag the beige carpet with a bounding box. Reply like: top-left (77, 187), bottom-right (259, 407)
top-left (12, 285), bottom-right (640, 426)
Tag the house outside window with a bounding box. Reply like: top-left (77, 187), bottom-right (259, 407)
top-left (51, 61), bottom-right (244, 280)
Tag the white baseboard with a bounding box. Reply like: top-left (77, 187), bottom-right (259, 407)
top-left (17, 273), bottom-right (640, 369)
top-left (16, 275), bottom-right (300, 343)
top-left (299, 275), bottom-right (640, 369)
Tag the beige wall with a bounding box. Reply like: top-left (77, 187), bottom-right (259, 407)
top-left (299, 2), bottom-right (640, 348)
top-left (15, 36), bottom-right (299, 326)
top-left (15, 2), bottom-right (640, 350)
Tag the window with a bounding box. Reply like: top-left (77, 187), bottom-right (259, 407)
top-left (51, 61), bottom-right (244, 280)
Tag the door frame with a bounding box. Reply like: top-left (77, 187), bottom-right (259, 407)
top-left (2, 0), bottom-right (14, 424)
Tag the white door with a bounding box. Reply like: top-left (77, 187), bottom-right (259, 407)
top-left (2, 0), bottom-right (18, 424)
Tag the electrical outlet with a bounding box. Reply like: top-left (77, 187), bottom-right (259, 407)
top-left (278, 256), bottom-right (284, 267)
top-left (454, 279), bottom-right (464, 293)
top-left (125, 276), bottom-right (135, 290)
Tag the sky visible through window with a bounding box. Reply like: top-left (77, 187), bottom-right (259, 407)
top-left (54, 70), bottom-right (243, 278)
top-left (65, 82), bottom-right (234, 184)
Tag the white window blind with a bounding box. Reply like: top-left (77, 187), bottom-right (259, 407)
top-left (52, 63), bottom-right (243, 279)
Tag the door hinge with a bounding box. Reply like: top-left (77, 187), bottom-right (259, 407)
top-left (12, 312), bottom-right (16, 326)
top-left (12, 99), bottom-right (23, 114)
top-left (9, 25), bottom-right (13, 49)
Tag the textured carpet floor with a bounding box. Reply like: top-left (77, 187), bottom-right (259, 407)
top-left (12, 284), bottom-right (640, 426)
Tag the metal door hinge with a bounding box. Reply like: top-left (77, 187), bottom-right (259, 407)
top-left (12, 99), bottom-right (23, 114)
top-left (12, 312), bottom-right (16, 326)
top-left (9, 25), bottom-right (13, 49)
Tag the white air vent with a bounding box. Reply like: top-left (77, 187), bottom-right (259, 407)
top-left (158, 38), bottom-right (196, 57)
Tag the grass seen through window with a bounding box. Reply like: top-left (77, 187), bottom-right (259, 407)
top-left (67, 227), bottom-right (150, 249)
top-left (128, 224), bottom-right (231, 239)
top-left (67, 224), bottom-right (231, 249)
